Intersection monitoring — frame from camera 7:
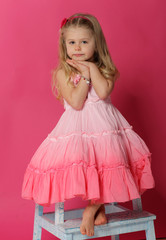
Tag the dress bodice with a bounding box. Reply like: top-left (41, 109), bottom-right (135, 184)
top-left (63, 75), bottom-right (111, 110)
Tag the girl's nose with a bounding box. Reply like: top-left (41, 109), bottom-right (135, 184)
top-left (75, 44), bottom-right (81, 51)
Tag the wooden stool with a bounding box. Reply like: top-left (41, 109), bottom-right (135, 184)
top-left (33, 198), bottom-right (156, 240)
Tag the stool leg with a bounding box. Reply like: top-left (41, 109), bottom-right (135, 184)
top-left (112, 235), bottom-right (120, 240)
top-left (145, 221), bottom-right (156, 240)
top-left (33, 204), bottom-right (43, 240)
top-left (55, 202), bottom-right (64, 224)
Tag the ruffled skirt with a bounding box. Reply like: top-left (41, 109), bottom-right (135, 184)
top-left (22, 100), bottom-right (155, 206)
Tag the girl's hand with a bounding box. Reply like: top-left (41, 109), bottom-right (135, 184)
top-left (66, 59), bottom-right (91, 78)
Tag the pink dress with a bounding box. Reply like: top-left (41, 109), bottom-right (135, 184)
top-left (22, 75), bottom-right (155, 206)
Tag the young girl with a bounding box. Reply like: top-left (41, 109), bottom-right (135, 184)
top-left (22, 13), bottom-right (155, 237)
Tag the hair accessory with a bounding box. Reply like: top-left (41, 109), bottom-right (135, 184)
top-left (60, 18), bottom-right (68, 28)
top-left (60, 16), bottom-right (90, 29)
top-left (70, 16), bottom-right (90, 21)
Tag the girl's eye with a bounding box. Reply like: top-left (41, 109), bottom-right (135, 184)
top-left (69, 41), bottom-right (75, 45)
top-left (82, 41), bottom-right (88, 44)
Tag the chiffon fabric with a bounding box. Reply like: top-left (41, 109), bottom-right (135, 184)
top-left (22, 75), bottom-right (155, 206)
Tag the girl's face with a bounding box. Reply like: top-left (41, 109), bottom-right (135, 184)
top-left (65, 27), bottom-right (96, 61)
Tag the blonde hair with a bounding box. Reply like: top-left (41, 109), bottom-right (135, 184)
top-left (51, 13), bottom-right (120, 100)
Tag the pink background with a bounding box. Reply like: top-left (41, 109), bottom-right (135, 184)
top-left (0, 0), bottom-right (166, 239)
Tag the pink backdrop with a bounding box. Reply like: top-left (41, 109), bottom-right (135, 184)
top-left (0, 0), bottom-right (166, 239)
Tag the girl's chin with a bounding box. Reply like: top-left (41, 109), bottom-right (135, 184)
top-left (72, 56), bottom-right (86, 61)
top-left (71, 56), bottom-right (93, 62)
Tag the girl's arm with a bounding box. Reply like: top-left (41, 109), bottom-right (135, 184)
top-left (89, 63), bottom-right (115, 99)
top-left (56, 69), bottom-right (89, 110)
top-left (71, 60), bottom-right (115, 100)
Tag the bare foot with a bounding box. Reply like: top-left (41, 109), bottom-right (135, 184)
top-left (80, 202), bottom-right (102, 236)
top-left (94, 204), bottom-right (107, 225)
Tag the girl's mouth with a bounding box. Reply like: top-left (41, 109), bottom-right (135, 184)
top-left (73, 54), bottom-right (84, 57)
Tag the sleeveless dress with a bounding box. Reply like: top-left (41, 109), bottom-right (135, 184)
top-left (22, 75), bottom-right (155, 206)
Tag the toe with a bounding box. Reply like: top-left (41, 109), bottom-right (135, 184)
top-left (91, 230), bottom-right (94, 236)
top-left (87, 228), bottom-right (93, 236)
top-left (80, 226), bottom-right (86, 235)
top-left (86, 230), bottom-right (90, 236)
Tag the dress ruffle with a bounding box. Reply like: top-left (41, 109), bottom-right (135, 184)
top-left (22, 127), bottom-right (154, 206)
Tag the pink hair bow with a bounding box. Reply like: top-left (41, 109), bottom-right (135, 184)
top-left (60, 18), bottom-right (68, 28)
top-left (60, 16), bottom-right (89, 29)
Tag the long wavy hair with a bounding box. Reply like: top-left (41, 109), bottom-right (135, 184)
top-left (51, 13), bottom-right (120, 101)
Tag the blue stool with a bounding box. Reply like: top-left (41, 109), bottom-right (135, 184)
top-left (33, 198), bottom-right (156, 240)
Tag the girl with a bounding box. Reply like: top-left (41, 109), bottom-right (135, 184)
top-left (22, 13), bottom-right (155, 237)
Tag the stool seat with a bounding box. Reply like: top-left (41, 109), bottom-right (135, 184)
top-left (33, 198), bottom-right (156, 240)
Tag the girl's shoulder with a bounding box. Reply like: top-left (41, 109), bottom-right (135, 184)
top-left (57, 69), bottom-right (80, 86)
top-left (56, 68), bottom-right (66, 82)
